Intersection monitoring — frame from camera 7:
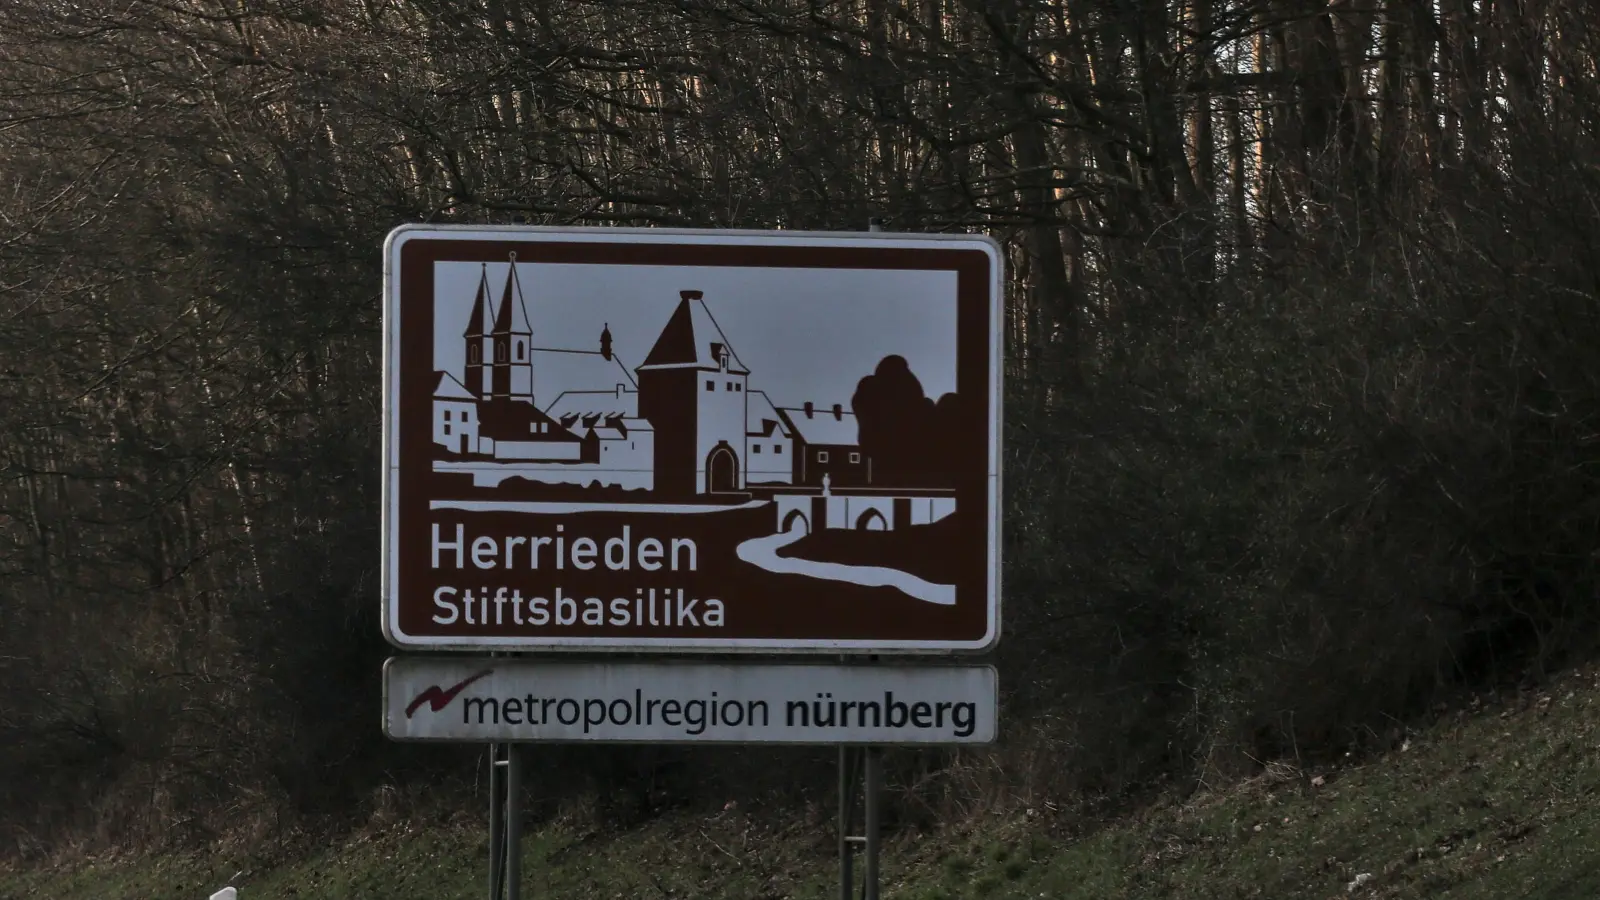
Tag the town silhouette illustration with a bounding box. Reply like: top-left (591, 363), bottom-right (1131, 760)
top-left (429, 257), bottom-right (964, 604)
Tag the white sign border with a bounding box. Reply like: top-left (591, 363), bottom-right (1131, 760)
top-left (381, 225), bottom-right (1004, 654)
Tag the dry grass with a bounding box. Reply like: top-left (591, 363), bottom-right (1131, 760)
top-left (7, 666), bottom-right (1600, 899)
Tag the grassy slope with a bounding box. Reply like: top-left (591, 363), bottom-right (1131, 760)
top-left (5, 667), bottom-right (1600, 900)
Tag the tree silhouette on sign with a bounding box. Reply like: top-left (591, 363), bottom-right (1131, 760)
top-left (851, 355), bottom-right (958, 488)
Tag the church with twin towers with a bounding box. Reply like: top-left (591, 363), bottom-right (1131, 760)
top-left (431, 260), bottom-right (872, 498)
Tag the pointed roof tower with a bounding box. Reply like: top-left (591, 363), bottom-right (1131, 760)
top-left (493, 254), bottom-right (533, 335)
top-left (463, 263), bottom-right (495, 338)
top-left (637, 290), bottom-right (749, 374)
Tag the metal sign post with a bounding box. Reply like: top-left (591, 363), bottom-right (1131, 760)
top-left (488, 743), bottom-right (503, 899)
top-left (839, 746), bottom-right (856, 899)
top-left (836, 745), bottom-right (885, 900)
top-left (506, 744), bottom-right (522, 900)
top-left (864, 746), bottom-right (882, 899)
top-left (486, 742), bottom-right (522, 900)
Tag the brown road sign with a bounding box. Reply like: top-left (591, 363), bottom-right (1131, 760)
top-left (382, 226), bottom-right (1003, 653)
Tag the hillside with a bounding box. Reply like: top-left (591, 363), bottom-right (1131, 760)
top-left (5, 665), bottom-right (1597, 900)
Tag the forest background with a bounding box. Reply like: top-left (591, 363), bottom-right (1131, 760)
top-left (2, 0), bottom-right (1598, 858)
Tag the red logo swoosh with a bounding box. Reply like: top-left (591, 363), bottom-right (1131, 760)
top-left (405, 668), bottom-right (494, 718)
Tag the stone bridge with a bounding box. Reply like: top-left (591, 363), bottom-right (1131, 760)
top-left (772, 491), bottom-right (956, 534)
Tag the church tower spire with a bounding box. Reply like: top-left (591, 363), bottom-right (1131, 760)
top-left (488, 252), bottom-right (534, 403)
top-left (600, 323), bottom-right (613, 360)
top-left (462, 263), bottom-right (494, 396)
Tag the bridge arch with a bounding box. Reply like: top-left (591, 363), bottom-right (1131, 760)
top-left (782, 508), bottom-right (810, 535)
top-left (855, 508), bottom-right (888, 531)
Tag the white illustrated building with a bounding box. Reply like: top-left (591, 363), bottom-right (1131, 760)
top-left (432, 268), bottom-right (816, 496)
top-left (431, 372), bottom-right (478, 455)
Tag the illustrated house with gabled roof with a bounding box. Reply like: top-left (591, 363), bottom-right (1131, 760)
top-left (777, 402), bottom-right (870, 487)
top-left (476, 396), bottom-right (582, 460)
top-left (744, 390), bottom-right (794, 487)
top-left (432, 372), bottom-right (479, 454)
top-left (546, 380), bottom-right (655, 470)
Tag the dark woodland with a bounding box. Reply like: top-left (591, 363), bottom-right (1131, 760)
top-left (2, 0), bottom-right (1598, 857)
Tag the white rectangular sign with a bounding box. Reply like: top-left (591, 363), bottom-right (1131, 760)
top-left (384, 657), bottom-right (997, 745)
